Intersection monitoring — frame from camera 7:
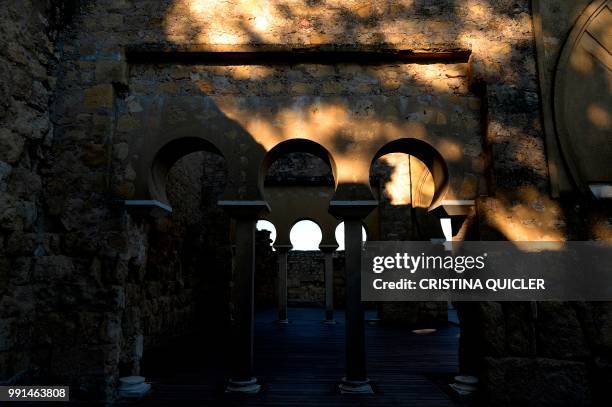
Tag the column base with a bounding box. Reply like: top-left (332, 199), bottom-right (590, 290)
top-left (277, 319), bottom-right (290, 324)
top-left (339, 377), bottom-right (374, 394)
top-left (225, 377), bottom-right (261, 394)
top-left (322, 319), bottom-right (337, 325)
top-left (117, 376), bottom-right (151, 399)
top-left (366, 318), bottom-right (380, 326)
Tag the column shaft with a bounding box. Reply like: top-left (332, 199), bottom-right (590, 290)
top-left (324, 251), bottom-right (334, 322)
top-left (230, 217), bottom-right (256, 382)
top-left (344, 217), bottom-right (367, 382)
top-left (278, 249), bottom-right (289, 323)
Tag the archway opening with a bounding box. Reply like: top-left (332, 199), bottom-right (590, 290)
top-left (259, 138), bottom-right (336, 193)
top-left (371, 138), bottom-right (449, 211)
top-left (150, 137), bottom-right (226, 206)
top-left (290, 219), bottom-right (323, 251)
top-left (370, 151), bottom-right (445, 241)
top-left (257, 139), bottom-right (337, 317)
top-left (334, 221), bottom-right (367, 251)
top-left (164, 149), bottom-right (229, 321)
top-left (255, 220), bottom-right (278, 309)
top-left (257, 219), bottom-right (277, 247)
top-left (369, 142), bottom-right (450, 328)
top-left (140, 148), bottom-right (231, 381)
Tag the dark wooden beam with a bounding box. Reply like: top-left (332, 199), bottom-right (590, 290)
top-left (126, 44), bottom-right (471, 65)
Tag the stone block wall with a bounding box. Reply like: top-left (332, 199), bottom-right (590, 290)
top-left (286, 251), bottom-right (346, 307)
top-left (287, 251), bottom-right (325, 306)
top-left (0, 0), bottom-right (77, 386)
top-left (0, 0), bottom-right (610, 404)
top-left (254, 247), bottom-right (347, 309)
top-left (456, 300), bottom-right (612, 406)
top-left (255, 230), bottom-right (278, 308)
top-left (266, 152), bottom-right (334, 186)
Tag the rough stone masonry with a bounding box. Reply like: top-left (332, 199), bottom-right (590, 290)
top-left (0, 0), bottom-right (611, 405)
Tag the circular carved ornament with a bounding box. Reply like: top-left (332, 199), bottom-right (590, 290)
top-left (554, 0), bottom-right (612, 194)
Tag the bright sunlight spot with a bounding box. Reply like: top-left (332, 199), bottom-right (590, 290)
top-left (440, 218), bottom-right (453, 241)
top-left (256, 220), bottom-right (277, 246)
top-left (290, 220), bottom-right (323, 251)
top-left (334, 222), bottom-right (367, 251)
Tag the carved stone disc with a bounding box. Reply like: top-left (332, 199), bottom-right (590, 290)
top-left (554, 0), bottom-right (612, 192)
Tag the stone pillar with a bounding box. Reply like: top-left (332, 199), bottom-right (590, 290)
top-left (330, 200), bottom-right (377, 394)
top-left (220, 200), bottom-right (268, 394)
top-left (320, 245), bottom-right (338, 324)
top-left (340, 217), bottom-right (371, 392)
top-left (275, 245), bottom-right (291, 323)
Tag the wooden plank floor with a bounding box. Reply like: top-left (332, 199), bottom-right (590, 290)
top-left (137, 308), bottom-right (460, 406)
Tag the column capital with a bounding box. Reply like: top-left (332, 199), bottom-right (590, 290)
top-left (124, 199), bottom-right (172, 219)
top-left (329, 200), bottom-right (378, 219)
top-left (218, 200), bottom-right (270, 219)
top-left (273, 244), bottom-right (292, 253)
top-left (319, 244), bottom-right (339, 253)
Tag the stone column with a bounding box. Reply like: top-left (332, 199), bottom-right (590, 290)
top-left (340, 216), bottom-right (372, 393)
top-left (275, 245), bottom-right (291, 323)
top-left (320, 245), bottom-right (337, 324)
top-left (220, 200), bottom-right (268, 394)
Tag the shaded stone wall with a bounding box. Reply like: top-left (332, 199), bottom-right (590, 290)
top-left (255, 230), bottom-right (278, 308)
top-left (255, 247), bottom-right (347, 308)
top-left (122, 151), bottom-right (230, 368)
top-left (266, 152), bottom-right (334, 186)
top-left (287, 251), bottom-right (325, 306)
top-left (467, 301), bottom-right (612, 406)
top-left (0, 0), bottom-right (77, 386)
top-left (462, 1), bottom-right (612, 404)
top-left (286, 251), bottom-right (346, 307)
top-left (0, 0), bottom-right (610, 405)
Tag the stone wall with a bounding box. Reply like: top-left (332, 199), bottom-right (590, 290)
top-left (255, 248), bottom-right (347, 308)
top-left (132, 150), bottom-right (230, 352)
top-left (255, 230), bottom-right (278, 308)
top-left (287, 251), bottom-right (325, 306)
top-left (266, 152), bottom-right (334, 186)
top-left (0, 0), bottom-right (77, 386)
top-left (0, 0), bottom-right (610, 404)
top-left (287, 251), bottom-right (346, 307)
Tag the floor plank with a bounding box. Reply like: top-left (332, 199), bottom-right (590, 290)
top-left (138, 307), bottom-right (460, 406)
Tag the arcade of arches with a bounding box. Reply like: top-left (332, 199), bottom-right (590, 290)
top-left (0, 0), bottom-right (611, 405)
